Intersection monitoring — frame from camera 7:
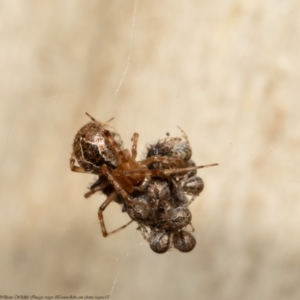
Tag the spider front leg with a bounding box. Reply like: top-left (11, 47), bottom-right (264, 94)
top-left (84, 181), bottom-right (109, 199)
top-left (117, 163), bottom-right (218, 177)
top-left (139, 156), bottom-right (183, 167)
top-left (98, 190), bottom-right (134, 237)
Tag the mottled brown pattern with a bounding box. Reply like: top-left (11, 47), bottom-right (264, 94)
top-left (73, 121), bottom-right (123, 171)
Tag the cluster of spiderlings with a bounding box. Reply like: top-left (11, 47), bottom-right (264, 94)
top-left (133, 135), bottom-right (205, 253)
top-left (70, 114), bottom-right (217, 254)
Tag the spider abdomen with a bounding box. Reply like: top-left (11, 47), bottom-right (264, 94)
top-left (173, 230), bottom-right (196, 253)
top-left (73, 122), bottom-right (123, 172)
top-left (165, 206), bottom-right (192, 230)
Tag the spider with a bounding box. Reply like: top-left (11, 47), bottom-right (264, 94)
top-left (70, 113), bottom-right (218, 239)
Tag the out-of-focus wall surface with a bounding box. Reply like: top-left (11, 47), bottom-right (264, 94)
top-left (1, 1), bottom-right (300, 299)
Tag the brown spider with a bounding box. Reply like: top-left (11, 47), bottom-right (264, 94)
top-left (70, 113), bottom-right (218, 239)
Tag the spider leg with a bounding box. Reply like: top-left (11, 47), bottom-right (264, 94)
top-left (139, 156), bottom-right (183, 166)
top-left (104, 130), bottom-right (127, 163)
top-left (85, 112), bottom-right (99, 123)
top-left (100, 165), bottom-right (136, 206)
top-left (70, 152), bottom-right (87, 173)
top-left (102, 219), bottom-right (134, 237)
top-left (131, 133), bottom-right (139, 159)
top-left (98, 191), bottom-right (117, 237)
top-left (177, 126), bottom-right (190, 144)
top-left (85, 112), bottom-right (114, 125)
top-left (98, 190), bottom-right (134, 237)
top-left (116, 163), bottom-right (219, 177)
top-left (106, 117), bottom-right (114, 123)
top-left (84, 182), bottom-right (109, 199)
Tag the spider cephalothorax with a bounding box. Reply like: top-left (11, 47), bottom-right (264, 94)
top-left (70, 113), bottom-right (218, 253)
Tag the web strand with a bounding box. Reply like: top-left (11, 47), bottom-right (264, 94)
top-left (114, 0), bottom-right (138, 99)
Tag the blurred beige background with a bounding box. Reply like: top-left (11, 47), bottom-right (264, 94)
top-left (1, 0), bottom-right (300, 299)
